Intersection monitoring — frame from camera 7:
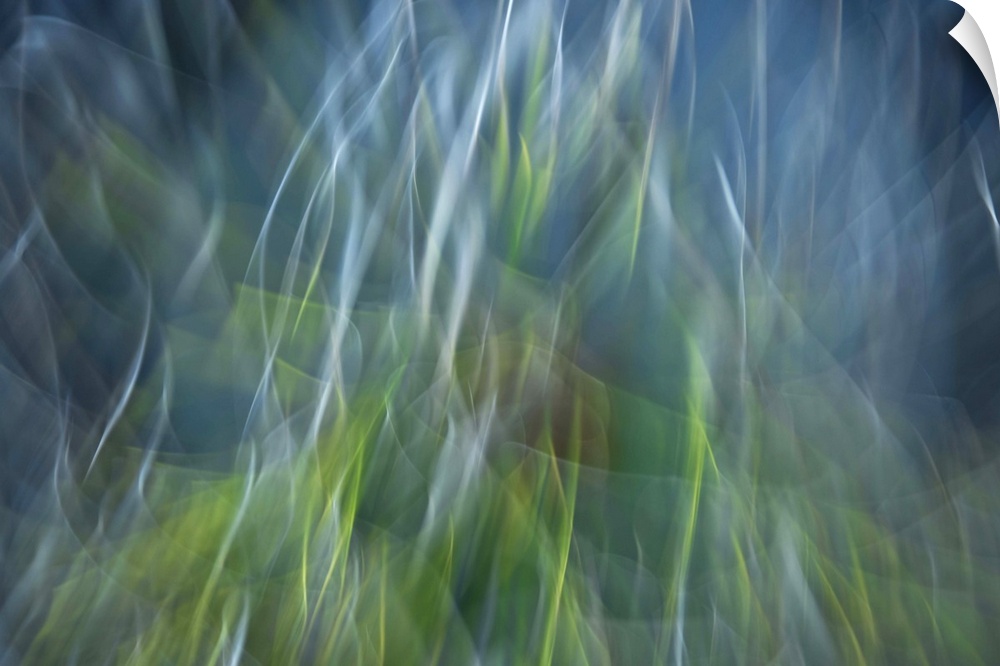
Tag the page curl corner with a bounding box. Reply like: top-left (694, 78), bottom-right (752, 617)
top-left (950, 1), bottom-right (1000, 126)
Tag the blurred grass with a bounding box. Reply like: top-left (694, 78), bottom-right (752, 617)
top-left (4, 0), bottom-right (1000, 664)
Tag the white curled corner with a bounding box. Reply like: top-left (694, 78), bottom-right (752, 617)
top-left (950, 1), bottom-right (1000, 124)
